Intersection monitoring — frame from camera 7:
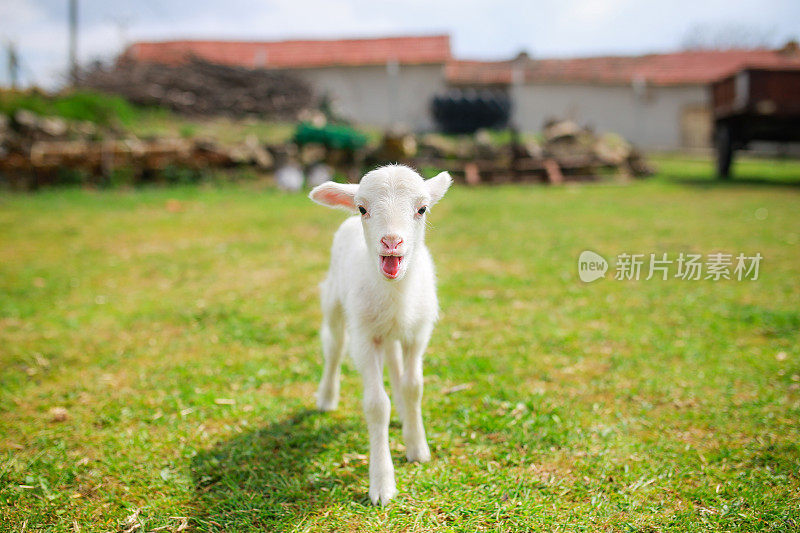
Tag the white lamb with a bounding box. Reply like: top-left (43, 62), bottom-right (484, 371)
top-left (309, 164), bottom-right (452, 505)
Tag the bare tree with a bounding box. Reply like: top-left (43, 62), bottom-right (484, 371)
top-left (681, 22), bottom-right (776, 50)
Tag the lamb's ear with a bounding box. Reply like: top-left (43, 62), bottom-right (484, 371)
top-left (426, 171), bottom-right (452, 206)
top-left (309, 182), bottom-right (359, 211)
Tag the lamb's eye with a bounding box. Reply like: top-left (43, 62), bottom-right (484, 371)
top-left (358, 206), bottom-right (367, 215)
top-left (417, 206), bottom-right (427, 215)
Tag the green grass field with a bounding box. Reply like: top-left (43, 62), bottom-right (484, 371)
top-left (1, 157), bottom-right (799, 531)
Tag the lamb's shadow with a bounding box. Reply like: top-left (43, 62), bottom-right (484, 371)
top-left (190, 408), bottom-right (362, 530)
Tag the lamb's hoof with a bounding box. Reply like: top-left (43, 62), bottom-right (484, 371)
top-left (369, 478), bottom-right (397, 506)
top-left (315, 392), bottom-right (338, 412)
top-left (406, 442), bottom-right (431, 463)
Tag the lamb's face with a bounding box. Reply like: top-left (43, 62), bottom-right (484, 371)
top-left (355, 167), bottom-right (430, 280)
top-left (309, 164), bottom-right (452, 281)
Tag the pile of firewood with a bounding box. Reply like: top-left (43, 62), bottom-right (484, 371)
top-left (1, 108), bottom-right (654, 189)
top-left (79, 58), bottom-right (313, 118)
top-left (0, 110), bottom-right (279, 189)
top-left (366, 120), bottom-right (654, 184)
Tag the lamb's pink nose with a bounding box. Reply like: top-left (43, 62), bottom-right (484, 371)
top-left (381, 235), bottom-right (403, 252)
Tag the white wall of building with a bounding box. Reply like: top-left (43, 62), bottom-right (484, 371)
top-left (295, 63), bottom-right (447, 131)
top-left (511, 82), bottom-right (710, 150)
top-left (294, 62), bottom-right (714, 150)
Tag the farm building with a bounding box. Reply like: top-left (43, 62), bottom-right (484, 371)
top-left (122, 36), bottom-right (800, 150)
top-left (121, 36), bottom-right (451, 132)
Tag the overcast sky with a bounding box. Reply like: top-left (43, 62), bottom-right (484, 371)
top-left (2, 0), bottom-right (799, 87)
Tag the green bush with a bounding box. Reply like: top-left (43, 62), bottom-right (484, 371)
top-left (0, 89), bottom-right (140, 127)
top-left (54, 167), bottom-right (90, 187)
top-left (161, 165), bottom-right (205, 185)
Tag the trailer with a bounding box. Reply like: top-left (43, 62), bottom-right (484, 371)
top-left (711, 67), bottom-right (800, 178)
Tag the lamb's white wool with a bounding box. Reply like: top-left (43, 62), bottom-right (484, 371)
top-left (309, 164), bottom-right (452, 505)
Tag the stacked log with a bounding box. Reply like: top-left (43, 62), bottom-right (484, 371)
top-left (1, 108), bottom-right (654, 189)
top-left (79, 58), bottom-right (313, 118)
top-left (410, 120), bottom-right (655, 184)
top-left (0, 110), bottom-right (255, 189)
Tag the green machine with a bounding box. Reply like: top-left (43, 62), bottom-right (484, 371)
top-left (293, 122), bottom-right (368, 151)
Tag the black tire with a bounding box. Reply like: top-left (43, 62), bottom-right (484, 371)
top-left (431, 89), bottom-right (512, 134)
top-left (715, 123), bottom-right (733, 179)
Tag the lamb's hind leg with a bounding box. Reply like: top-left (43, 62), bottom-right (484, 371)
top-left (316, 306), bottom-right (346, 412)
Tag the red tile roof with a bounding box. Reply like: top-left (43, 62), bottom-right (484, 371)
top-left (123, 35), bottom-right (451, 69)
top-left (447, 48), bottom-right (800, 87)
top-left (445, 60), bottom-right (515, 85)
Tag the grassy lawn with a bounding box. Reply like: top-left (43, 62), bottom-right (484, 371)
top-left (1, 157), bottom-right (799, 531)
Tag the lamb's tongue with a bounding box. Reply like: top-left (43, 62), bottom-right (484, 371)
top-left (382, 256), bottom-right (401, 277)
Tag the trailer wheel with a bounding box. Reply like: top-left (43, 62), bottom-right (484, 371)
top-left (431, 89), bottom-right (512, 134)
top-left (715, 124), bottom-right (733, 179)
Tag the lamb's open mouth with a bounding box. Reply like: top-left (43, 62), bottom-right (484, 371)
top-left (380, 255), bottom-right (403, 279)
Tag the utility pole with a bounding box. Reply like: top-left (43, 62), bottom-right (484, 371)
top-left (68, 0), bottom-right (78, 85)
top-left (7, 42), bottom-right (19, 89)
top-left (386, 58), bottom-right (399, 126)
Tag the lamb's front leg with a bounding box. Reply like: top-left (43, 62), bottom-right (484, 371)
top-left (402, 329), bottom-right (432, 463)
top-left (358, 338), bottom-right (397, 505)
top-left (386, 340), bottom-right (405, 422)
